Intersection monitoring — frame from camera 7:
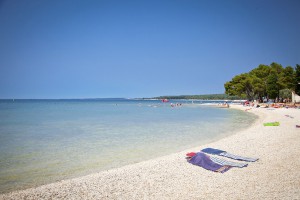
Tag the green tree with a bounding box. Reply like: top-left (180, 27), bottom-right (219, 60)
top-left (295, 64), bottom-right (300, 95)
top-left (251, 76), bottom-right (265, 101)
top-left (250, 64), bottom-right (270, 79)
top-left (266, 70), bottom-right (279, 99)
top-left (270, 62), bottom-right (286, 94)
top-left (225, 73), bottom-right (255, 100)
top-left (270, 62), bottom-right (284, 74)
top-left (280, 66), bottom-right (295, 90)
top-left (225, 63), bottom-right (299, 100)
top-left (249, 64), bottom-right (270, 100)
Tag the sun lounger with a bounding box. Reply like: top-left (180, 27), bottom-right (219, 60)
top-left (201, 148), bottom-right (258, 162)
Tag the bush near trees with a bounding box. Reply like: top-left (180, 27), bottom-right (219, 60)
top-left (224, 62), bottom-right (299, 102)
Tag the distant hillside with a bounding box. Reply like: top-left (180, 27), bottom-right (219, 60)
top-left (152, 94), bottom-right (243, 100)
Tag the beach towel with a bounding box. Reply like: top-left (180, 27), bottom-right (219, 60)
top-left (210, 156), bottom-right (248, 168)
top-left (285, 115), bottom-right (294, 119)
top-left (188, 152), bottom-right (231, 173)
top-left (263, 122), bottom-right (280, 126)
top-left (201, 148), bottom-right (258, 162)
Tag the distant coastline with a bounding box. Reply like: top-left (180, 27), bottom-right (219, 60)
top-left (147, 93), bottom-right (243, 100)
top-left (0, 93), bottom-right (244, 101)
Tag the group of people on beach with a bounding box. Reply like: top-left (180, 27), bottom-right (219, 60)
top-left (243, 100), bottom-right (299, 109)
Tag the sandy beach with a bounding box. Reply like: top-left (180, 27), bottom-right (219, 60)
top-left (1, 104), bottom-right (300, 200)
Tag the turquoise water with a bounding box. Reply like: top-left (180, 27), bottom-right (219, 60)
top-left (0, 99), bottom-right (256, 193)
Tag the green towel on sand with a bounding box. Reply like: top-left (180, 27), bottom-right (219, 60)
top-left (263, 122), bottom-right (280, 126)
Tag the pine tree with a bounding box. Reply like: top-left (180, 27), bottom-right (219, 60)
top-left (295, 64), bottom-right (300, 95)
top-left (266, 70), bottom-right (279, 99)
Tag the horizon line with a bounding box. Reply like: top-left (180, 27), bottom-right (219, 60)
top-left (0, 93), bottom-right (229, 100)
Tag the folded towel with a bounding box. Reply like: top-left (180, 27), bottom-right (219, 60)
top-left (263, 122), bottom-right (280, 126)
top-left (201, 148), bottom-right (225, 155)
top-left (201, 148), bottom-right (258, 162)
top-left (188, 152), bottom-right (231, 173)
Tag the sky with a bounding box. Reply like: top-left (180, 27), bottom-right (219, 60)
top-left (0, 0), bottom-right (299, 99)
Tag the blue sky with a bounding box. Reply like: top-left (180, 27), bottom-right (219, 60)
top-left (0, 0), bottom-right (299, 99)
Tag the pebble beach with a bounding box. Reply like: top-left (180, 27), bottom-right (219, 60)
top-left (1, 104), bottom-right (300, 199)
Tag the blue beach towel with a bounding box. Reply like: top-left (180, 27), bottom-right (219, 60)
top-left (201, 148), bottom-right (258, 162)
top-left (188, 152), bottom-right (232, 173)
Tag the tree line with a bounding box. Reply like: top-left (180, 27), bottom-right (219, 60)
top-left (224, 62), bottom-right (300, 102)
top-left (153, 94), bottom-right (242, 100)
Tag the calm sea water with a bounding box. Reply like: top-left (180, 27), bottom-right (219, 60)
top-left (0, 99), bottom-right (256, 193)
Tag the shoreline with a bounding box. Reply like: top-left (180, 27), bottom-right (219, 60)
top-left (1, 105), bottom-right (300, 199)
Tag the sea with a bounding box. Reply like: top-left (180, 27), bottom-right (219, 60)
top-left (0, 98), bottom-right (257, 193)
